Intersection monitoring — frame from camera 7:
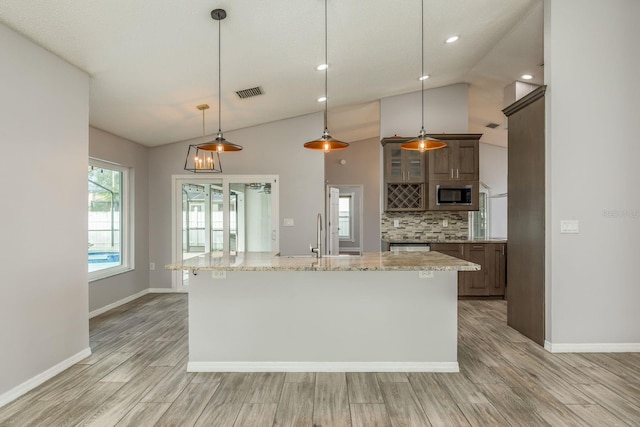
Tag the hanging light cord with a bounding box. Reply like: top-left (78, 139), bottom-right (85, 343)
top-left (420, 0), bottom-right (425, 131)
top-left (202, 108), bottom-right (206, 142)
top-left (218, 15), bottom-right (222, 134)
top-left (323, 0), bottom-right (328, 131)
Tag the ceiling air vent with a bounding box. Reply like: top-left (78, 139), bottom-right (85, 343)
top-left (485, 122), bottom-right (500, 129)
top-left (235, 86), bottom-right (264, 99)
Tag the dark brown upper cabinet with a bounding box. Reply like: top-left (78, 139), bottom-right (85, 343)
top-left (428, 134), bottom-right (480, 182)
top-left (382, 138), bottom-right (427, 183)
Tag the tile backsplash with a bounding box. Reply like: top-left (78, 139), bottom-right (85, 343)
top-left (381, 211), bottom-right (469, 241)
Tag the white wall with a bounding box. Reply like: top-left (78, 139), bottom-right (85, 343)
top-left (380, 84), bottom-right (469, 138)
top-left (545, 0), bottom-right (640, 347)
top-left (148, 113), bottom-right (325, 289)
top-left (0, 23), bottom-right (90, 402)
top-left (88, 127), bottom-right (150, 311)
top-left (479, 143), bottom-right (508, 238)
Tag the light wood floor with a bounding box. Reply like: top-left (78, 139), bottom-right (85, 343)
top-left (1, 294), bottom-right (640, 426)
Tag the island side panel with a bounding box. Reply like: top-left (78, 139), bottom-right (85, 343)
top-left (188, 270), bottom-right (458, 372)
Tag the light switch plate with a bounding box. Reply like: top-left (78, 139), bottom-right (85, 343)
top-left (149, 262), bottom-right (155, 270)
top-left (442, 219), bottom-right (448, 227)
top-left (419, 270), bottom-right (434, 279)
top-left (393, 219), bottom-right (400, 227)
top-left (283, 218), bottom-right (294, 227)
top-left (560, 220), bottom-right (579, 234)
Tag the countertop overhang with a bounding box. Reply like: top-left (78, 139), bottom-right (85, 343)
top-left (166, 251), bottom-right (480, 272)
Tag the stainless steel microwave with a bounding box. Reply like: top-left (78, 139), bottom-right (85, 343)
top-left (436, 185), bottom-right (473, 205)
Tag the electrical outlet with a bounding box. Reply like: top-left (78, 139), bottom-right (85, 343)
top-left (442, 219), bottom-right (448, 227)
top-left (394, 219), bottom-right (400, 227)
top-left (419, 270), bottom-right (434, 279)
top-left (283, 218), bottom-right (294, 227)
top-left (212, 270), bottom-right (227, 279)
top-left (149, 262), bottom-right (155, 270)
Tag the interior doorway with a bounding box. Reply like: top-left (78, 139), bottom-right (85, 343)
top-left (326, 185), bottom-right (364, 255)
top-left (172, 175), bottom-right (279, 291)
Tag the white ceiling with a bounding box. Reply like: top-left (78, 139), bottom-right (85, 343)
top-left (0, 0), bottom-right (543, 147)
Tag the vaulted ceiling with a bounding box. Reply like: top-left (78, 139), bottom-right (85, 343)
top-left (0, 0), bottom-right (543, 147)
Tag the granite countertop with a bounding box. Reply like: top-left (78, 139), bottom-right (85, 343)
top-left (165, 251), bottom-right (480, 272)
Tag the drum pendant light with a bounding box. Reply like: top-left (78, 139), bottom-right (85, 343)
top-left (184, 8), bottom-right (242, 173)
top-left (304, 0), bottom-right (349, 153)
top-left (401, 0), bottom-right (446, 152)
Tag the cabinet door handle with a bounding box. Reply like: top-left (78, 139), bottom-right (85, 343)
top-left (407, 171), bottom-right (411, 179)
top-left (502, 246), bottom-right (505, 256)
top-left (456, 169), bottom-right (459, 179)
top-left (450, 169), bottom-right (454, 179)
top-left (461, 245), bottom-right (464, 257)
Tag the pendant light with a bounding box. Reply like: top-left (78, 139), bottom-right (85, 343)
top-left (304, 0), bottom-right (349, 153)
top-left (184, 104), bottom-right (222, 173)
top-left (401, 0), bottom-right (446, 152)
top-left (184, 8), bottom-right (241, 173)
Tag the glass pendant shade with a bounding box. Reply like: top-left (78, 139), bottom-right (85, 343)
top-left (401, 128), bottom-right (446, 152)
top-left (304, 129), bottom-right (349, 152)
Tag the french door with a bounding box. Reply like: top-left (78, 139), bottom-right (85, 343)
top-left (172, 175), bottom-right (279, 290)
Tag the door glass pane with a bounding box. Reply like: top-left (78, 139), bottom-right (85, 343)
top-left (210, 185), bottom-right (224, 251)
top-left (389, 147), bottom-right (403, 179)
top-left (470, 192), bottom-right (488, 240)
top-left (338, 196), bottom-right (351, 239)
top-left (229, 182), bottom-right (272, 252)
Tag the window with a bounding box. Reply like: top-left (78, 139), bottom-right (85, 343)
top-left (469, 191), bottom-right (488, 240)
top-left (88, 160), bottom-right (132, 280)
top-left (338, 195), bottom-right (353, 240)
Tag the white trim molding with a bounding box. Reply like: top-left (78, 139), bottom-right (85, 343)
top-left (187, 361), bottom-right (459, 373)
top-left (89, 288), bottom-right (179, 319)
top-left (149, 288), bottom-right (180, 294)
top-left (545, 341), bottom-right (640, 353)
top-left (0, 347), bottom-right (91, 408)
top-left (89, 289), bottom-right (149, 319)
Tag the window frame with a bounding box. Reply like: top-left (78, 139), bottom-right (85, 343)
top-left (88, 158), bottom-right (134, 282)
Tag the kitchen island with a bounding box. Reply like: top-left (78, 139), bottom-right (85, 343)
top-left (166, 251), bottom-right (479, 373)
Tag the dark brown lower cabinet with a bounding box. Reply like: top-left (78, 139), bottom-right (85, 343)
top-left (431, 242), bottom-right (506, 297)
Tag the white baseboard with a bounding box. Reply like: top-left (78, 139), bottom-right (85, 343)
top-left (149, 288), bottom-right (179, 293)
top-left (0, 347), bottom-right (91, 408)
top-left (545, 341), bottom-right (640, 353)
top-left (89, 289), bottom-right (149, 319)
top-left (89, 288), bottom-right (180, 319)
top-left (187, 361), bottom-right (459, 373)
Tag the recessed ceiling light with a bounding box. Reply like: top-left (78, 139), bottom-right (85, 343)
top-left (316, 63), bottom-right (328, 71)
top-left (317, 96), bottom-right (327, 102)
top-left (521, 74), bottom-right (533, 80)
top-left (445, 35), bottom-right (459, 44)
top-left (418, 74), bottom-right (430, 81)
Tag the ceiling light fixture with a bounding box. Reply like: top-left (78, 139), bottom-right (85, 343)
top-left (184, 104), bottom-right (223, 173)
top-left (419, 74), bottom-right (430, 81)
top-left (445, 35), bottom-right (460, 44)
top-left (185, 8), bottom-right (242, 172)
top-left (521, 74), bottom-right (533, 80)
top-left (304, 0), bottom-right (349, 153)
top-left (316, 63), bottom-right (328, 71)
top-left (401, 0), bottom-right (446, 152)
top-left (317, 96), bottom-right (327, 102)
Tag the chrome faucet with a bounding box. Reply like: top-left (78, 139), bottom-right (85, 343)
top-left (310, 213), bottom-right (323, 258)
